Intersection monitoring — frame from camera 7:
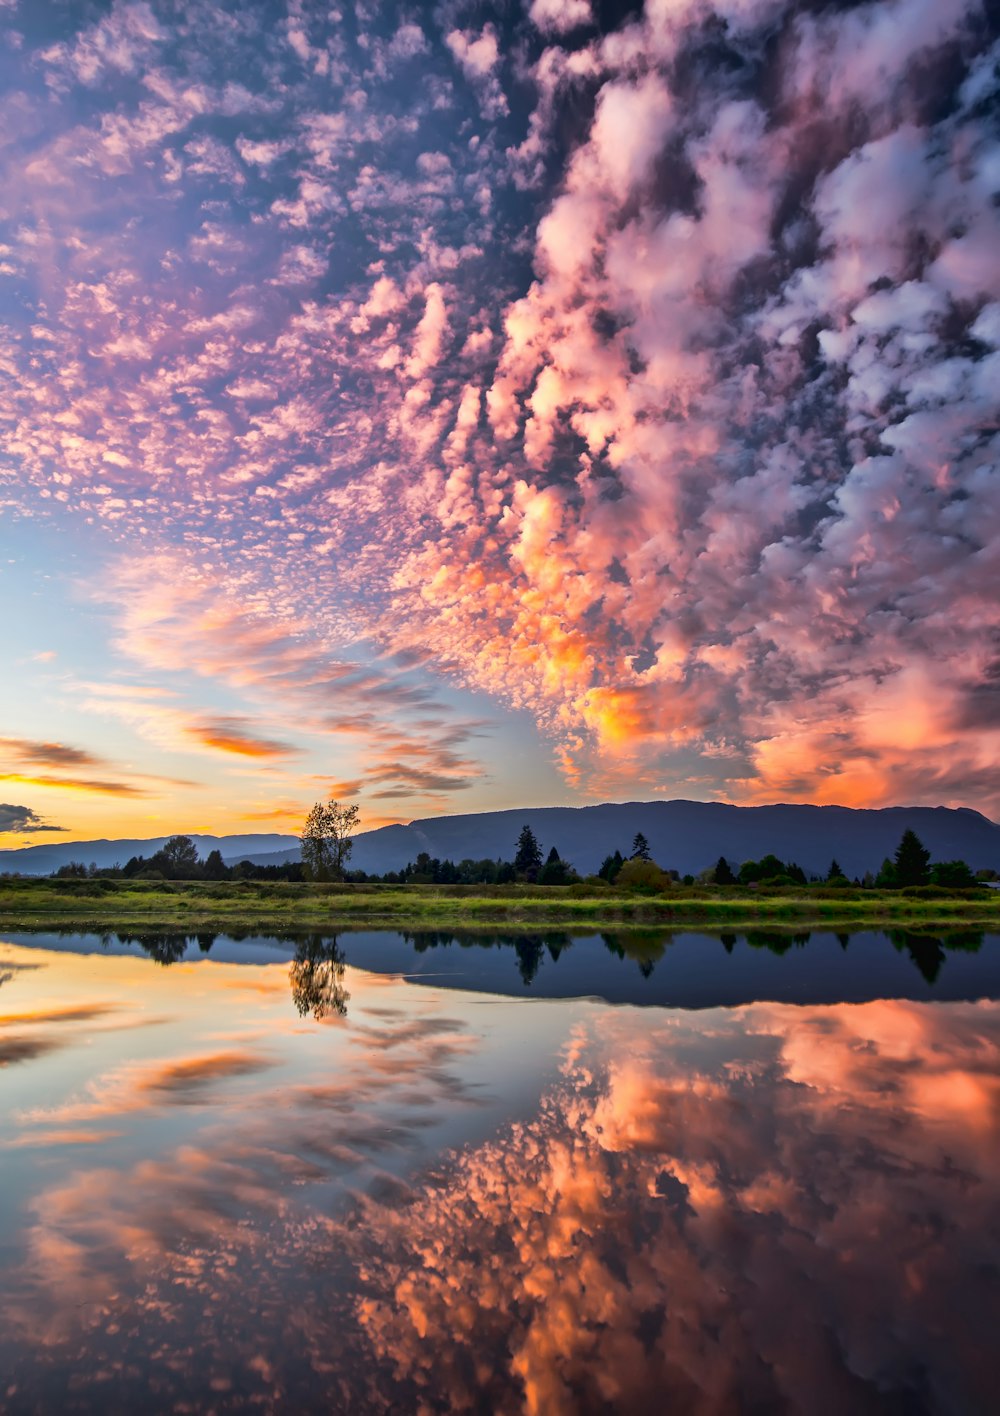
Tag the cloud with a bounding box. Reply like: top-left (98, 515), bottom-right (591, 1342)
top-left (88, 555), bottom-right (488, 808)
top-left (0, 737), bottom-right (188, 801)
top-left (445, 25), bottom-right (500, 79)
top-left (184, 717), bottom-right (301, 759)
top-left (2, 1128), bottom-right (123, 1149)
top-left (0, 773), bottom-right (148, 797)
top-left (0, 737), bottom-right (105, 770)
top-left (1, 0), bottom-right (997, 819)
top-left (0, 803), bottom-right (66, 834)
top-left (529, 0), bottom-right (594, 35)
top-left (445, 24), bottom-right (508, 116)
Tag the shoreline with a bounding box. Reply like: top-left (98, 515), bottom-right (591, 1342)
top-left (2, 879), bottom-right (998, 934)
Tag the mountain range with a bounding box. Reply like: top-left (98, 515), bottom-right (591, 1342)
top-left (0, 833), bottom-right (296, 877)
top-left (2, 801), bottom-right (999, 880)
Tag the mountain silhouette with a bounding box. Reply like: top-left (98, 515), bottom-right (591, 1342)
top-left (6, 802), bottom-right (995, 879)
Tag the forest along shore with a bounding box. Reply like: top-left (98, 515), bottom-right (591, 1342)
top-left (2, 877), bottom-right (999, 932)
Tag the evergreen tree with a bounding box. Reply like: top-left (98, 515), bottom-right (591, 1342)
top-left (894, 830), bottom-right (930, 887)
top-left (875, 857), bottom-right (897, 887)
top-left (514, 824), bottom-right (543, 879)
top-left (713, 855), bottom-right (736, 885)
top-left (539, 846), bottom-right (577, 886)
top-left (598, 849), bottom-right (624, 882)
top-left (538, 845), bottom-right (564, 885)
top-left (826, 859), bottom-right (846, 881)
top-left (631, 832), bottom-right (652, 861)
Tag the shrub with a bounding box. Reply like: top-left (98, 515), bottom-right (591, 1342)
top-left (616, 858), bottom-right (672, 891)
top-left (930, 860), bottom-right (978, 889)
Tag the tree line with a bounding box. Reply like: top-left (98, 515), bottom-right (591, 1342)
top-left (49, 816), bottom-right (993, 891)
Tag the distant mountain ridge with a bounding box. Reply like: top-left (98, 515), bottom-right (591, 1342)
top-left (0, 833), bottom-right (299, 876)
top-left (4, 802), bottom-right (998, 879)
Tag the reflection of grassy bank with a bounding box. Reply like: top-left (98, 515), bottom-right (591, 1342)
top-left (2, 877), bottom-right (999, 932)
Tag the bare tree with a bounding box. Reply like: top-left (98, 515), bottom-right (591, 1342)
top-left (300, 800), bottom-right (360, 881)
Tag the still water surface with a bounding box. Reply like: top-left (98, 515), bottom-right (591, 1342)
top-left (1, 927), bottom-right (998, 1413)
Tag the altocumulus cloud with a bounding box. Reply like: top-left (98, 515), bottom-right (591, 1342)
top-left (1, 0), bottom-right (998, 812)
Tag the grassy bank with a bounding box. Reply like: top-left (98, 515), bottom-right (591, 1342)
top-left (2, 876), bottom-right (999, 934)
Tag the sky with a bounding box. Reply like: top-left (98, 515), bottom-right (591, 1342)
top-left (1, 0), bottom-right (999, 847)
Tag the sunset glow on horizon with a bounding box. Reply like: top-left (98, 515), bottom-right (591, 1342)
top-left (2, 0), bottom-right (999, 845)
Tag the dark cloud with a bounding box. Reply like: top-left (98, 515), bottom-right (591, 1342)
top-left (0, 738), bottom-right (103, 769)
top-left (0, 1036), bottom-right (65, 1067)
top-left (0, 803), bottom-right (67, 835)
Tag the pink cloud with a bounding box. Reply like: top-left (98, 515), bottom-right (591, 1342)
top-left (1, 0), bottom-right (997, 818)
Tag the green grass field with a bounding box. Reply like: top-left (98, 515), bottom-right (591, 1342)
top-left (2, 876), bottom-right (998, 934)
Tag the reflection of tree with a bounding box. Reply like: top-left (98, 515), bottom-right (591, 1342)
top-left (196, 933), bottom-right (217, 953)
top-left (514, 936), bottom-right (545, 987)
top-left (887, 929), bottom-right (984, 984)
top-left (119, 932), bottom-right (190, 965)
top-left (888, 932), bottom-right (948, 985)
top-left (601, 933), bottom-right (670, 971)
top-left (290, 935), bottom-right (350, 1019)
top-left (745, 930), bottom-right (796, 955)
top-left (940, 930), bottom-right (984, 953)
top-left (719, 933), bottom-right (736, 954)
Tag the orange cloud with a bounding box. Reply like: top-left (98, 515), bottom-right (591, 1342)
top-left (185, 717), bottom-right (300, 759)
top-left (0, 773), bottom-right (148, 797)
top-left (3, 1129), bottom-right (123, 1149)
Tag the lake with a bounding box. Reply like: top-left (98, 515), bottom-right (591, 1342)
top-left (1, 927), bottom-right (997, 1413)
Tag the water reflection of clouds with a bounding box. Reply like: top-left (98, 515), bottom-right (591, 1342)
top-left (2, 970), bottom-right (997, 1411)
top-left (17, 1048), bottom-right (278, 1126)
top-left (354, 1000), bottom-right (1000, 1415)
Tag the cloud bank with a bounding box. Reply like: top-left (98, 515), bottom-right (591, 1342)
top-left (2, 0), bottom-right (998, 814)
